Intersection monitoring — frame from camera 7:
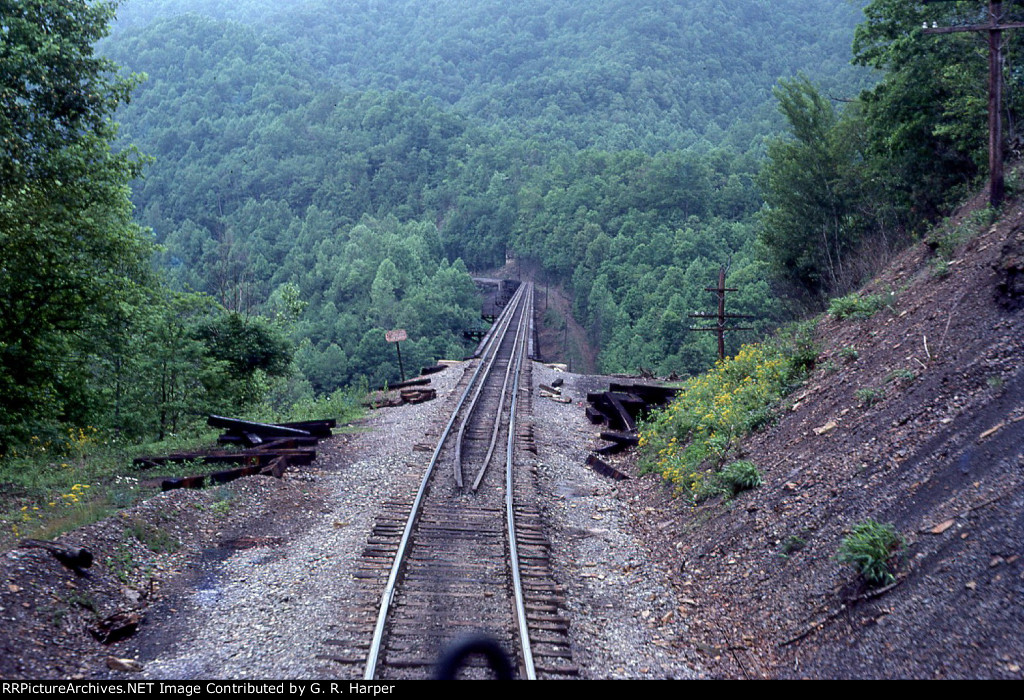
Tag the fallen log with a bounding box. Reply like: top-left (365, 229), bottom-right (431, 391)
top-left (594, 430), bottom-right (640, 456)
top-left (608, 382), bottom-right (680, 405)
top-left (277, 419), bottom-right (335, 438)
top-left (161, 456), bottom-right (289, 492)
top-left (217, 435), bottom-right (320, 449)
top-left (135, 448), bottom-right (315, 469)
top-left (587, 392), bottom-right (643, 432)
top-left (401, 388), bottom-right (436, 404)
top-left (385, 377), bottom-right (431, 391)
top-left (599, 431), bottom-right (640, 446)
top-left (207, 415), bottom-right (310, 439)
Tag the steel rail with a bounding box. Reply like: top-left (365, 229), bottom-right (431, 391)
top-left (471, 282), bottom-right (531, 491)
top-left (362, 283), bottom-right (528, 680)
top-left (505, 283), bottom-right (536, 679)
top-left (454, 294), bottom-right (524, 487)
top-left (453, 289), bottom-right (522, 487)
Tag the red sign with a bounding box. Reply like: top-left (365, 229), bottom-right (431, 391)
top-left (385, 329), bottom-right (407, 343)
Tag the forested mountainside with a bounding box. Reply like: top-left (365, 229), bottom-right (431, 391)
top-left (6, 0), bottom-right (1016, 448)
top-left (110, 0), bottom-right (867, 151)
top-left (100, 0), bottom-right (869, 392)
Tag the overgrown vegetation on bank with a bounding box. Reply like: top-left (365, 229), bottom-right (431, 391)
top-left (639, 324), bottom-right (818, 502)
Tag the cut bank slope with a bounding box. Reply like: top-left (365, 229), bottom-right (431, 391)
top-left (627, 188), bottom-right (1024, 679)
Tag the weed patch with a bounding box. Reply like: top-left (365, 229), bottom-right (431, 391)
top-left (106, 543), bottom-right (135, 584)
top-left (855, 387), bottom-right (886, 407)
top-left (719, 460), bottom-right (763, 495)
top-left (828, 292), bottom-right (890, 320)
top-left (838, 346), bottom-right (859, 362)
top-left (837, 520), bottom-right (904, 586)
top-left (640, 330), bottom-right (815, 503)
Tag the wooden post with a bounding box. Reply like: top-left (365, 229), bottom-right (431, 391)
top-left (395, 342), bottom-right (405, 383)
top-left (990, 2), bottom-right (1005, 206)
top-left (688, 266), bottom-right (756, 361)
top-left (385, 329), bottom-right (408, 382)
top-left (715, 266), bottom-right (727, 360)
top-left (923, 1), bottom-right (1024, 208)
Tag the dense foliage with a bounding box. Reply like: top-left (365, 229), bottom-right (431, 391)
top-left (97, 0), bottom-right (868, 384)
top-left (0, 0), bottom-right (152, 447)
top-left (643, 0), bottom-right (1024, 497)
top-left (759, 0), bottom-right (1024, 300)
top-left (0, 1), bottom-right (304, 450)
top-left (5, 0), bottom-right (1013, 524)
top-left (639, 324), bottom-right (817, 502)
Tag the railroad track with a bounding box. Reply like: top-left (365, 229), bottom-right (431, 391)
top-left (329, 282), bottom-right (576, 680)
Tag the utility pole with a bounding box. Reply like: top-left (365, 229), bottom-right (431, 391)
top-left (923, 1), bottom-right (1024, 207)
top-left (688, 266), bottom-right (756, 361)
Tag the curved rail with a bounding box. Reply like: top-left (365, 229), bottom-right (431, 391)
top-left (363, 282), bottom-right (534, 680)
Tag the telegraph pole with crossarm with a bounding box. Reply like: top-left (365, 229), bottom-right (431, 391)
top-left (922, 1), bottom-right (1024, 207)
top-left (688, 266), bottom-right (756, 362)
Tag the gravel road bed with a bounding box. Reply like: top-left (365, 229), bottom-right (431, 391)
top-left (105, 364), bottom-right (470, 680)
top-left (529, 364), bottom-right (700, 679)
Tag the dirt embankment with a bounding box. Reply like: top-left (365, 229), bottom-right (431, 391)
top-left (622, 191), bottom-right (1024, 679)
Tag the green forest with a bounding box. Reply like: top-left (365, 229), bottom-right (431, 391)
top-left (3, 0), bottom-right (1021, 452)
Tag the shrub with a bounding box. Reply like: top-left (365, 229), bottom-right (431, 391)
top-left (836, 520), bottom-right (904, 586)
top-left (640, 332), bottom-right (813, 502)
top-left (828, 293), bottom-right (887, 320)
top-left (719, 460), bottom-right (763, 494)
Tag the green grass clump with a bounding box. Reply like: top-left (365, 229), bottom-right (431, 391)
top-left (718, 460), bottom-right (763, 494)
top-left (828, 292), bottom-right (888, 320)
top-left (838, 346), bottom-right (859, 362)
top-left (836, 520), bottom-right (904, 586)
top-left (855, 386), bottom-right (886, 407)
top-left (779, 534), bottom-right (808, 558)
top-left (639, 330), bottom-right (814, 503)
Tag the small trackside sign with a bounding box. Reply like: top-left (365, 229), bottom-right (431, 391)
top-left (385, 329), bottom-right (407, 343)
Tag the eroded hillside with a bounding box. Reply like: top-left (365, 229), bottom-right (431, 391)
top-left (626, 189), bottom-right (1024, 679)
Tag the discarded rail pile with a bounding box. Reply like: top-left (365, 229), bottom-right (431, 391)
top-left (132, 415), bottom-right (335, 491)
top-left (584, 382), bottom-right (680, 480)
